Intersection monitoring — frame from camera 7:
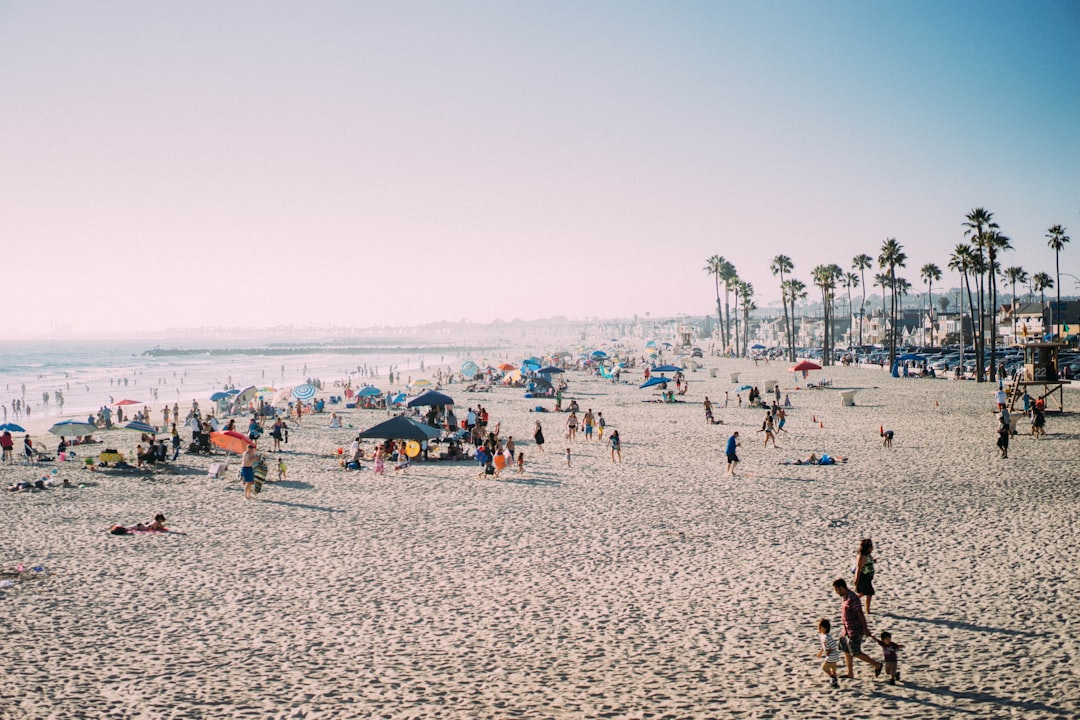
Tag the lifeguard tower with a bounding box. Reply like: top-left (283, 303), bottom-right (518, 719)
top-left (677, 324), bottom-right (694, 348)
top-left (1008, 342), bottom-right (1070, 413)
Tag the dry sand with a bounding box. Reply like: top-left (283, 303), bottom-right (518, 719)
top-left (2, 357), bottom-right (1079, 719)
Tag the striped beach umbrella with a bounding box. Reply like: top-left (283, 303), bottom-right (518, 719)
top-left (291, 384), bottom-right (317, 401)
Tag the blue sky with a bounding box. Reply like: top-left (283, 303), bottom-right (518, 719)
top-left (1, 1), bottom-right (1077, 335)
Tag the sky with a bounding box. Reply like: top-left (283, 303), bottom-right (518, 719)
top-left (2, 0), bottom-right (1078, 336)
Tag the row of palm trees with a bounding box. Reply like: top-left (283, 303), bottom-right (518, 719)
top-left (704, 210), bottom-right (1070, 382)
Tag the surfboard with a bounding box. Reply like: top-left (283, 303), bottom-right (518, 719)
top-left (253, 457), bottom-right (268, 494)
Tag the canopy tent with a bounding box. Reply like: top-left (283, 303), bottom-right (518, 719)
top-left (406, 389), bottom-right (455, 408)
top-left (355, 416), bottom-right (442, 442)
top-left (652, 364), bottom-right (682, 373)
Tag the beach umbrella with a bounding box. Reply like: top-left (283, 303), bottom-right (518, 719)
top-left (112, 399), bottom-right (141, 406)
top-left (898, 353), bottom-right (926, 362)
top-left (271, 388), bottom-right (293, 406)
top-left (49, 420), bottom-right (96, 437)
top-left (590, 350), bottom-right (608, 359)
top-left (639, 376), bottom-right (672, 389)
top-left (497, 363), bottom-right (516, 372)
top-left (388, 392), bottom-right (407, 406)
top-left (0, 423), bottom-right (26, 433)
top-left (410, 379), bottom-right (432, 388)
top-left (357, 386), bottom-right (382, 397)
top-left (735, 384), bottom-right (754, 392)
top-left (661, 342), bottom-right (672, 347)
top-left (123, 420), bottom-right (159, 435)
top-left (645, 340), bottom-right (657, 348)
top-left (225, 388), bottom-right (241, 395)
top-left (789, 360), bottom-right (822, 372)
top-left (292, 383), bottom-right (317, 400)
top-left (356, 416), bottom-right (441, 442)
top-left (461, 361), bottom-right (479, 379)
top-left (407, 389), bottom-right (455, 408)
top-left (652, 364), bottom-right (682, 373)
top-left (751, 344), bottom-right (767, 350)
top-left (536, 365), bottom-right (564, 374)
top-left (209, 430), bottom-right (255, 454)
top-left (210, 391), bottom-right (231, 401)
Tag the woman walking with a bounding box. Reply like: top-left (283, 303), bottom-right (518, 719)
top-left (853, 538), bottom-right (876, 614)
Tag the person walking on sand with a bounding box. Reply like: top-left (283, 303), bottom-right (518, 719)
top-left (565, 447), bottom-right (572, 468)
top-left (997, 415), bottom-right (1010, 458)
top-left (704, 397), bottom-right (715, 424)
top-left (853, 538), bottom-right (876, 614)
top-left (832, 578), bottom-right (883, 679)
top-left (533, 421), bottom-right (545, 452)
top-left (609, 430), bottom-right (621, 463)
top-left (725, 431), bottom-right (740, 476)
top-left (240, 445), bottom-right (257, 500)
top-left (758, 411), bottom-right (778, 448)
top-left (817, 618), bottom-right (842, 688)
top-left (565, 411), bottom-right (578, 442)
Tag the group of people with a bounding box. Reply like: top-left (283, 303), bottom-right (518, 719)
top-left (817, 539), bottom-right (902, 688)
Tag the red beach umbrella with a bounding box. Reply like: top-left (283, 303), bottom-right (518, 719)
top-left (113, 399), bottom-right (142, 406)
top-left (210, 430), bottom-right (255, 454)
top-left (789, 360), bottom-right (822, 372)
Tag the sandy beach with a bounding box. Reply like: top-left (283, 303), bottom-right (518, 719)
top-left (2, 355), bottom-right (1079, 719)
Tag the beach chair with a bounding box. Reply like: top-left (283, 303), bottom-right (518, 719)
top-left (207, 462), bottom-right (228, 479)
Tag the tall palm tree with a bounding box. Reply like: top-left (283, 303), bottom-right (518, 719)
top-left (783, 278), bottom-right (807, 354)
top-left (720, 260), bottom-right (739, 354)
top-left (963, 208), bottom-right (998, 381)
top-left (852, 254), bottom-right (873, 347)
top-left (984, 229), bottom-right (1012, 380)
top-left (738, 281), bottom-right (756, 356)
top-left (877, 238), bottom-right (906, 369)
top-left (843, 272), bottom-right (859, 350)
top-left (704, 256), bottom-right (726, 348)
top-left (1046, 225), bottom-right (1070, 336)
top-left (949, 244), bottom-right (977, 372)
top-left (771, 255), bottom-right (794, 361)
top-left (811, 264), bottom-right (841, 365)
top-left (1003, 266), bottom-right (1028, 341)
top-left (920, 263), bottom-right (942, 347)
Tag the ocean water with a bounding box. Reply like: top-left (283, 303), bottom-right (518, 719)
top-left (0, 339), bottom-right (477, 422)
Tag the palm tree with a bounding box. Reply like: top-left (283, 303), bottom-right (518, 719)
top-left (963, 208), bottom-right (998, 381)
top-left (1046, 225), bottom-right (1070, 336)
top-left (920, 263), bottom-right (942, 347)
top-left (984, 229), bottom-right (1012, 380)
top-left (1033, 271), bottom-right (1054, 304)
top-left (783, 278), bottom-right (807, 354)
top-left (852, 254), bottom-right (873, 347)
top-left (771, 255), bottom-right (794, 361)
top-left (811, 264), bottom-right (841, 365)
top-left (704, 256), bottom-right (726, 348)
top-left (738, 281), bottom-right (756, 356)
top-left (1003, 266), bottom-right (1028, 342)
top-left (895, 277), bottom-right (912, 344)
top-left (720, 260), bottom-right (739, 354)
top-left (877, 238), bottom-right (906, 369)
top-left (843, 272), bottom-right (859, 350)
top-left (949, 244), bottom-right (977, 373)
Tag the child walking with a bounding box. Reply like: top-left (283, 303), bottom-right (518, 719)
top-left (277, 457), bottom-right (287, 481)
top-left (565, 447), bottom-right (572, 468)
top-left (817, 618), bottom-right (841, 688)
top-left (872, 631), bottom-right (903, 684)
top-left (516, 451), bottom-right (525, 474)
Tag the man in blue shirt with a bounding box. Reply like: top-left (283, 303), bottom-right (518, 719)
top-left (725, 431), bottom-right (740, 476)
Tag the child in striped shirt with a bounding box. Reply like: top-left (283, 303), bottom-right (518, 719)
top-left (817, 618), bottom-right (841, 688)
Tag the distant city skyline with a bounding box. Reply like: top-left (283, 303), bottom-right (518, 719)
top-left (2, 1), bottom-right (1077, 336)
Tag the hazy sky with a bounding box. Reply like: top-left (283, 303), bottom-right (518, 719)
top-left (2, 1), bottom-right (1078, 336)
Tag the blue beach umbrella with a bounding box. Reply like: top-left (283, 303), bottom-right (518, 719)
top-left (292, 384), bottom-right (317, 401)
top-left (210, 391), bottom-right (230, 401)
top-left (461, 361), bottom-right (479, 379)
top-left (536, 365), bottom-right (564, 374)
top-left (736, 384), bottom-right (753, 392)
top-left (357, 386), bottom-right (382, 397)
top-left (407, 389), bottom-right (455, 407)
top-left (652, 364), bottom-right (682, 373)
top-left (0, 423), bottom-right (26, 433)
top-left (751, 344), bottom-right (766, 350)
top-left (590, 350), bottom-right (607, 359)
top-left (640, 376), bottom-right (672, 389)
